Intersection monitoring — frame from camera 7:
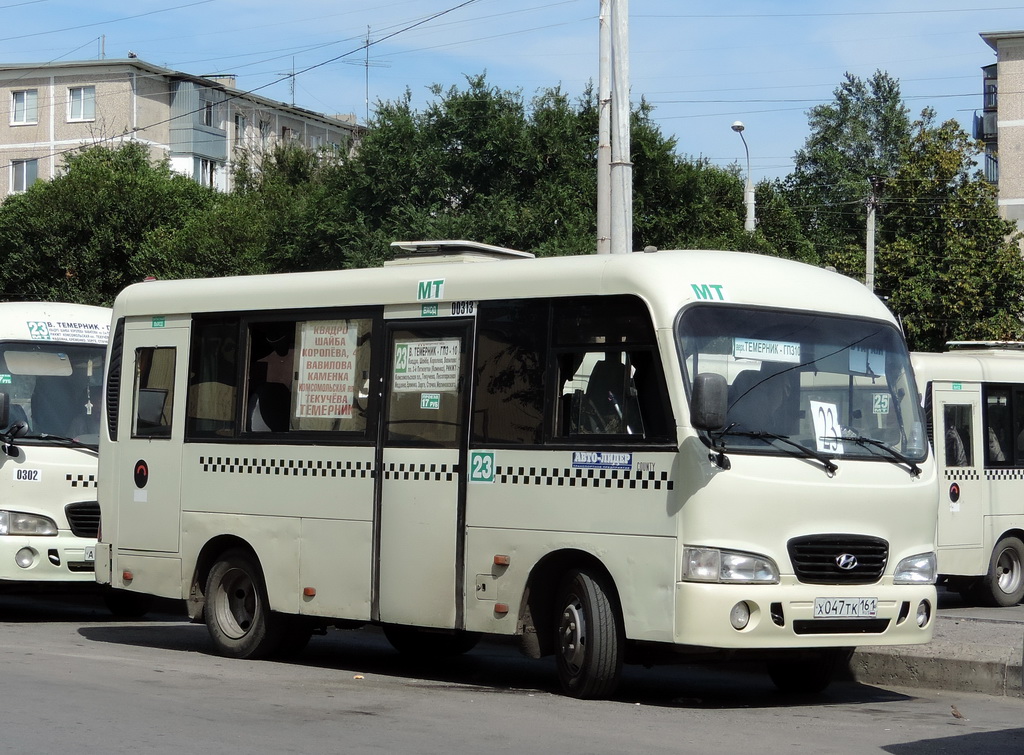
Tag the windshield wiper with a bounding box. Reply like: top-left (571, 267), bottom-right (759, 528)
top-left (718, 427), bottom-right (838, 476)
top-left (823, 434), bottom-right (921, 477)
top-left (20, 432), bottom-right (98, 454)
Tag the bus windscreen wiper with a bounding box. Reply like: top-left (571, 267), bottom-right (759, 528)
top-left (21, 432), bottom-right (99, 454)
top-left (823, 434), bottom-right (922, 477)
top-left (719, 427), bottom-right (838, 475)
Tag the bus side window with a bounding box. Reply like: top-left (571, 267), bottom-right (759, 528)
top-left (133, 347), bottom-right (175, 439)
top-left (1014, 388), bottom-right (1024, 466)
top-left (943, 404), bottom-right (972, 467)
top-left (985, 387), bottom-right (1010, 465)
top-left (246, 322), bottom-right (296, 433)
top-left (473, 300), bottom-right (546, 445)
top-left (187, 318), bottom-right (239, 437)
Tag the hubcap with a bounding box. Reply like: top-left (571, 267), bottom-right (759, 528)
top-left (215, 566), bottom-right (257, 639)
top-left (559, 597), bottom-right (586, 674)
top-left (996, 547), bottom-right (1023, 595)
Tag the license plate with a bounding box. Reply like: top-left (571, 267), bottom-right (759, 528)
top-left (84, 546), bottom-right (95, 562)
top-left (813, 597), bottom-right (877, 618)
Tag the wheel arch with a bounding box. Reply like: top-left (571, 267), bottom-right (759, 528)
top-left (186, 535), bottom-right (261, 621)
top-left (516, 548), bottom-right (622, 659)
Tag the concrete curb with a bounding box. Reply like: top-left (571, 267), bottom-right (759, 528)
top-left (849, 617), bottom-right (1024, 697)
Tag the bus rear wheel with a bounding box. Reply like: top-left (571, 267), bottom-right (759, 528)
top-left (977, 536), bottom-right (1024, 607)
top-left (553, 569), bottom-right (623, 699)
top-left (205, 549), bottom-right (282, 659)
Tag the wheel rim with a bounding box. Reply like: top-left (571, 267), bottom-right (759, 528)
top-left (558, 595), bottom-right (586, 675)
top-left (214, 566), bottom-right (258, 639)
top-left (995, 546), bottom-right (1023, 595)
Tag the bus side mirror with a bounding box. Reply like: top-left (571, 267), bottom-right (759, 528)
top-left (691, 373), bottom-right (728, 431)
top-left (0, 392), bottom-right (8, 429)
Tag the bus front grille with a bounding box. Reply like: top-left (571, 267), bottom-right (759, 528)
top-left (788, 534), bottom-right (888, 585)
top-left (65, 501), bottom-right (100, 539)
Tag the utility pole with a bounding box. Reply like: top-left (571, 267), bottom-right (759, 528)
top-left (865, 177), bottom-right (881, 292)
top-left (597, 0), bottom-right (632, 254)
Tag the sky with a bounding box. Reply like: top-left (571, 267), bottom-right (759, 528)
top-left (2, 0), bottom-right (1023, 182)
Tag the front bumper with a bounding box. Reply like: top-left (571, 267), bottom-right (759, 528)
top-left (675, 580), bottom-right (936, 649)
top-left (0, 530), bottom-right (96, 583)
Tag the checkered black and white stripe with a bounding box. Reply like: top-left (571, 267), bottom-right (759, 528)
top-left (66, 473), bottom-right (97, 488)
top-left (198, 456), bottom-right (375, 478)
top-left (496, 465), bottom-right (673, 491)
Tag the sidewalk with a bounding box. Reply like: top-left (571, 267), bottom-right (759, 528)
top-left (849, 589), bottom-right (1024, 697)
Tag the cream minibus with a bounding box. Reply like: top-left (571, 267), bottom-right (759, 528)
top-left (95, 242), bottom-right (937, 698)
top-left (912, 345), bottom-right (1024, 606)
top-left (0, 302), bottom-right (109, 589)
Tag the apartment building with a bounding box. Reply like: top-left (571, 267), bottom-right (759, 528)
top-left (0, 59), bottom-right (361, 195)
top-left (980, 31), bottom-right (1024, 230)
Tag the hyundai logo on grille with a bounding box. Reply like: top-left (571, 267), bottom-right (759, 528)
top-left (835, 553), bottom-right (858, 570)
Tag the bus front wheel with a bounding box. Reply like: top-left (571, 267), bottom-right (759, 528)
top-left (553, 569), bottom-right (623, 699)
top-left (978, 536), bottom-right (1024, 607)
top-left (205, 549), bottom-right (282, 659)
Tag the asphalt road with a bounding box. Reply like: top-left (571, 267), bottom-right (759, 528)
top-left (0, 588), bottom-right (1021, 754)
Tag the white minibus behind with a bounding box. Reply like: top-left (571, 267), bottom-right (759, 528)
top-left (912, 345), bottom-right (1024, 606)
top-left (96, 242), bottom-right (937, 698)
top-left (0, 302), bottom-right (109, 590)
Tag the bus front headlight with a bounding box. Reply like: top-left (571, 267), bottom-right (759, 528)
top-left (893, 552), bottom-right (937, 585)
top-left (683, 547), bottom-right (779, 584)
top-left (0, 511), bottom-right (59, 536)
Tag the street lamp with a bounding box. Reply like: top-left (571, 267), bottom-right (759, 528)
top-left (731, 121), bottom-right (755, 232)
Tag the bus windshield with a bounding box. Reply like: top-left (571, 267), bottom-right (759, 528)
top-left (678, 305), bottom-right (927, 462)
top-left (1, 341), bottom-right (106, 444)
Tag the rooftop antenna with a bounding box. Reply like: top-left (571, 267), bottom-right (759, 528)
top-left (278, 56), bottom-right (295, 106)
top-left (342, 26), bottom-right (389, 125)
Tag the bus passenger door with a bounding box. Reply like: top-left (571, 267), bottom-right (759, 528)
top-left (933, 385), bottom-right (984, 550)
top-left (377, 320), bottom-right (472, 629)
top-left (114, 317), bottom-right (188, 553)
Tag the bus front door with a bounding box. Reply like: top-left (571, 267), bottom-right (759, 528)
top-left (114, 318), bottom-right (188, 554)
top-left (933, 385), bottom-right (984, 558)
top-left (377, 321), bottom-right (472, 629)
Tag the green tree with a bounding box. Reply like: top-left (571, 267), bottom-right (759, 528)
top-left (0, 142), bottom-right (215, 304)
top-left (876, 111), bottom-right (1024, 350)
top-left (787, 71), bottom-right (911, 274)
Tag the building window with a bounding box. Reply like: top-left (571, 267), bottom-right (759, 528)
top-left (203, 99), bottom-right (214, 127)
top-left (11, 90), bottom-right (37, 124)
top-left (197, 158), bottom-right (217, 188)
top-left (281, 126), bottom-right (293, 141)
top-left (234, 113), bottom-right (246, 146)
top-left (309, 133), bottom-right (323, 149)
top-left (11, 159), bottom-right (38, 192)
top-left (68, 86), bottom-right (95, 121)
top-left (259, 120), bottom-right (270, 139)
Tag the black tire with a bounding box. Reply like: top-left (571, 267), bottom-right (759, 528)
top-left (767, 648), bottom-right (849, 694)
top-left (102, 588), bottom-right (152, 618)
top-left (204, 549), bottom-right (283, 659)
top-left (553, 569), bottom-right (624, 699)
top-left (382, 625), bottom-right (480, 657)
top-left (976, 536), bottom-right (1024, 607)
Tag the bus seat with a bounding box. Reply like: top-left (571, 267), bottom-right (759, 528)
top-left (585, 355), bottom-right (628, 432)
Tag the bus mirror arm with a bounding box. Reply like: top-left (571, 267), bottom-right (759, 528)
top-left (1, 422), bottom-right (28, 456)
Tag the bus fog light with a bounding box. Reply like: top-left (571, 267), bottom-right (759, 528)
top-left (916, 600), bottom-right (931, 627)
top-left (15, 547), bottom-right (36, 569)
top-left (730, 601), bottom-right (751, 630)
